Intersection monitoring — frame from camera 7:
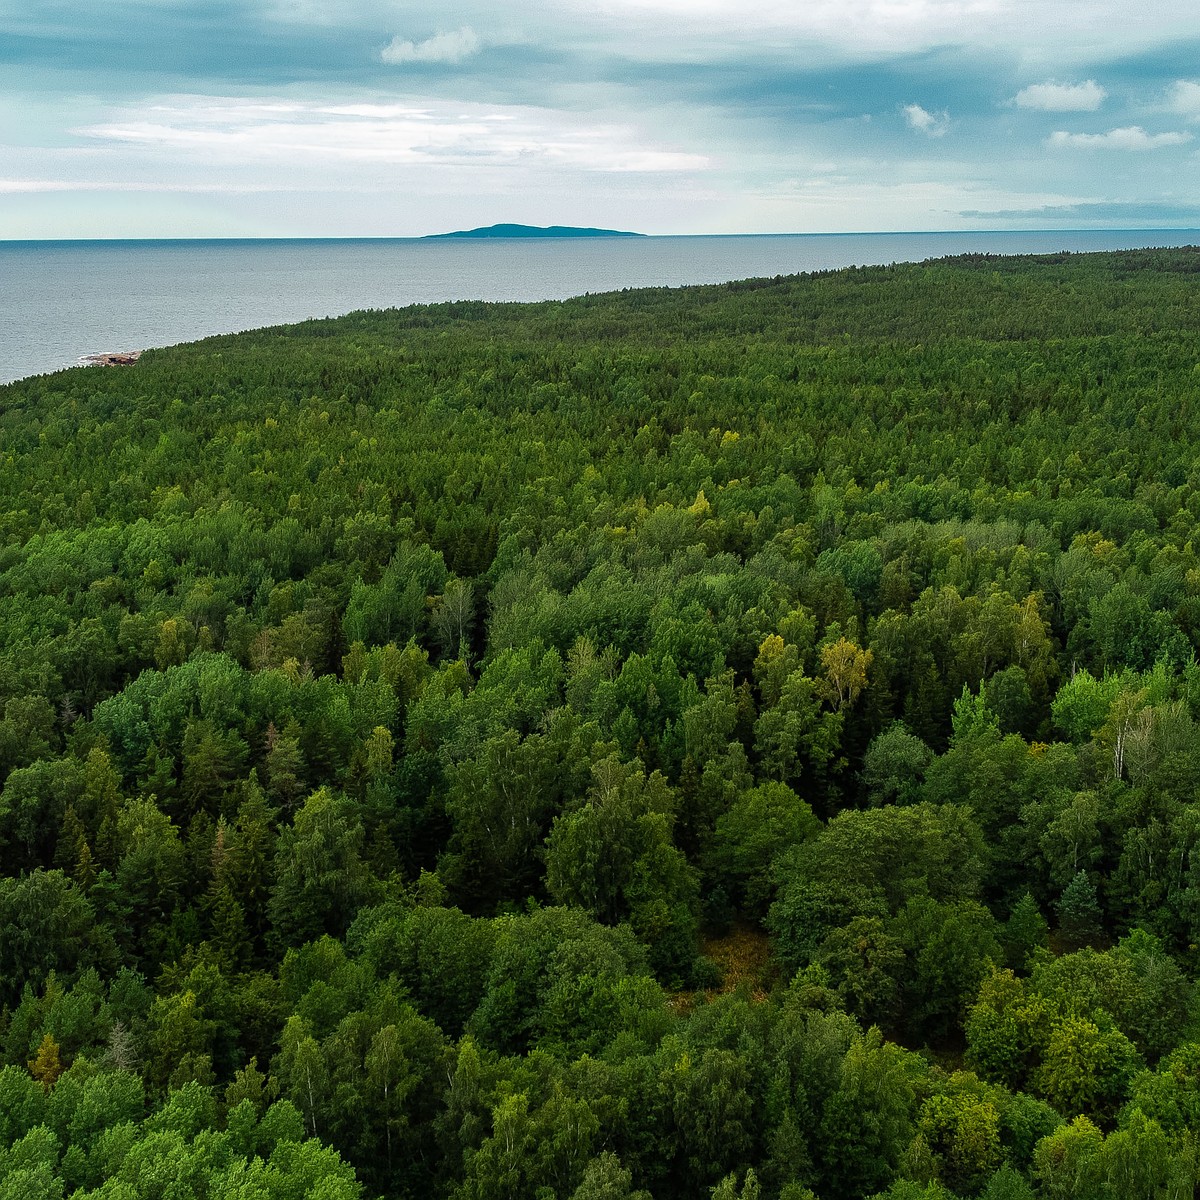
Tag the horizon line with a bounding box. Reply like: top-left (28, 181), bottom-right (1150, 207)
top-left (4, 227), bottom-right (1200, 245)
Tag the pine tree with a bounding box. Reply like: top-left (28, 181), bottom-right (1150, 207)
top-left (137, 741), bottom-right (178, 809)
top-left (75, 841), bottom-right (96, 891)
top-left (1005, 892), bottom-right (1049, 969)
top-left (209, 883), bottom-right (248, 973)
top-left (28, 1032), bottom-right (62, 1092)
top-left (1057, 871), bottom-right (1103, 950)
top-left (225, 1056), bottom-right (274, 1113)
top-left (53, 806), bottom-right (89, 876)
top-left (226, 774), bottom-right (277, 954)
top-left (264, 719), bottom-right (305, 811)
top-left (104, 1021), bottom-right (138, 1073)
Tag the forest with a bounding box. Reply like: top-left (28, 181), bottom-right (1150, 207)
top-left (2, 247), bottom-right (1200, 1199)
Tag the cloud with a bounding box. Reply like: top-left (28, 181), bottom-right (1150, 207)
top-left (1013, 80), bottom-right (1105, 111)
top-left (1047, 125), bottom-right (1192, 150)
top-left (1166, 80), bottom-right (1200, 121)
top-left (78, 95), bottom-right (710, 173)
top-left (11, 1), bottom-right (1200, 238)
top-left (381, 27), bottom-right (481, 66)
top-left (0, 178), bottom-right (321, 194)
top-left (960, 200), bottom-right (1200, 223)
top-left (549, 0), bottom-right (1200, 70)
top-left (904, 103), bottom-right (949, 136)
top-left (739, 175), bottom-right (1112, 232)
top-left (0, 178), bottom-right (274, 193)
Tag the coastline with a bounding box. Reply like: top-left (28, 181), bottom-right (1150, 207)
top-left (79, 351), bottom-right (142, 367)
top-left (6, 230), bottom-right (1200, 387)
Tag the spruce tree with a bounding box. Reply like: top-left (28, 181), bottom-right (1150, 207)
top-left (1057, 871), bottom-right (1102, 950)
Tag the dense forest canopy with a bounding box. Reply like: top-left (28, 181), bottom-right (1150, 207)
top-left (3, 248), bottom-right (1200, 1199)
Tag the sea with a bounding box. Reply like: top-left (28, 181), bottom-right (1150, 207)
top-left (2, 229), bottom-right (1198, 387)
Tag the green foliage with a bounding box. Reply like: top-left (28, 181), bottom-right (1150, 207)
top-left (1056, 871), bottom-right (1102, 951)
top-left (268, 789), bottom-right (377, 948)
top-left (545, 756), bottom-right (700, 981)
top-left (6, 249), bottom-right (1200, 1197)
top-left (707, 781), bottom-right (819, 919)
top-left (1002, 894), bottom-right (1049, 971)
top-left (861, 724), bottom-right (932, 806)
top-left (769, 802), bottom-right (988, 976)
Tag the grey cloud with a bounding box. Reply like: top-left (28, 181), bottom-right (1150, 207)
top-left (960, 201), bottom-right (1200, 224)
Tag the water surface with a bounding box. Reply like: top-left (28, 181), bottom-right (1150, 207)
top-left (3, 230), bottom-right (1198, 386)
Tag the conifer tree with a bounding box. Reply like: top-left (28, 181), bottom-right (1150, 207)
top-left (28, 1033), bottom-right (62, 1092)
top-left (1057, 871), bottom-right (1103, 950)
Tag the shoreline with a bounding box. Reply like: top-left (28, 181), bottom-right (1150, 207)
top-left (79, 351), bottom-right (142, 367)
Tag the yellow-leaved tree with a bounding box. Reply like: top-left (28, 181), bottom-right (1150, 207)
top-left (819, 638), bottom-right (873, 711)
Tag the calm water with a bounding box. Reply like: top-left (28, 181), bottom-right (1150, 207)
top-left (2, 230), bottom-right (1198, 386)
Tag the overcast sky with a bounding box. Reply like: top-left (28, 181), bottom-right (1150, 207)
top-left (5, 0), bottom-right (1200, 237)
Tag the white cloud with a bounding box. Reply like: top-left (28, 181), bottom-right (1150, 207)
top-left (78, 96), bottom-right (709, 174)
top-left (551, 0), bottom-right (1200, 71)
top-left (245, 0), bottom-right (1200, 72)
top-left (381, 27), bottom-right (481, 65)
top-left (904, 104), bottom-right (949, 137)
top-left (0, 179), bottom-right (267, 193)
top-left (1047, 125), bottom-right (1192, 150)
top-left (1166, 80), bottom-right (1200, 122)
top-left (1014, 80), bottom-right (1105, 111)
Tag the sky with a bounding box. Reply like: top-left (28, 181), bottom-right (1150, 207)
top-left (4, 0), bottom-right (1200, 237)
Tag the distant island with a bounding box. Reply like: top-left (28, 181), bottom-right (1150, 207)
top-left (425, 223), bottom-right (645, 239)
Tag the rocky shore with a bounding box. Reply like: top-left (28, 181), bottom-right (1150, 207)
top-left (80, 351), bottom-right (142, 367)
